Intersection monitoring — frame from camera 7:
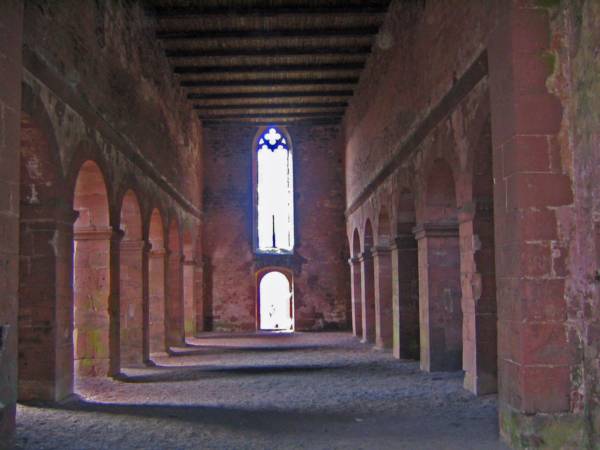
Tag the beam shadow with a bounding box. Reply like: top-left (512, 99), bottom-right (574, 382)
top-left (23, 400), bottom-right (358, 435)
top-left (118, 363), bottom-right (354, 383)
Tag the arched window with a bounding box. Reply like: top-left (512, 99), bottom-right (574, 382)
top-left (255, 126), bottom-right (294, 252)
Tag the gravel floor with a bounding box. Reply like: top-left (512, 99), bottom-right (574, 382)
top-left (16, 332), bottom-right (509, 450)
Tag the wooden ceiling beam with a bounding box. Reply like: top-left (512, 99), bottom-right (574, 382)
top-left (193, 102), bottom-right (348, 110)
top-left (188, 91), bottom-right (353, 100)
top-left (152, 4), bottom-right (389, 17)
top-left (198, 112), bottom-right (344, 120)
top-left (175, 63), bottom-right (363, 74)
top-left (157, 26), bottom-right (380, 40)
top-left (181, 77), bottom-right (358, 87)
top-left (166, 46), bottom-right (372, 58)
top-left (202, 117), bottom-right (342, 126)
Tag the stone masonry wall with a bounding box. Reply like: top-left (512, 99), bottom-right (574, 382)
top-left (0, 1), bottom-right (23, 447)
top-left (202, 124), bottom-right (349, 331)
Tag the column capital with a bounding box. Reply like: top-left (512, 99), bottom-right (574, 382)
top-left (73, 226), bottom-right (115, 241)
top-left (413, 222), bottom-right (459, 240)
top-left (370, 245), bottom-right (391, 257)
top-left (149, 247), bottom-right (166, 258)
top-left (348, 256), bottom-right (360, 266)
top-left (357, 251), bottom-right (373, 262)
top-left (120, 239), bottom-right (145, 251)
top-left (390, 233), bottom-right (416, 250)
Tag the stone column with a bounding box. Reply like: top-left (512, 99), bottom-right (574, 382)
top-left (348, 257), bottom-right (362, 337)
top-left (166, 249), bottom-right (185, 348)
top-left (372, 245), bottom-right (393, 349)
top-left (414, 223), bottom-right (461, 372)
top-left (148, 248), bottom-right (167, 355)
top-left (18, 202), bottom-right (76, 401)
top-left (488, 2), bottom-right (575, 444)
top-left (391, 233), bottom-right (420, 360)
top-left (183, 258), bottom-right (196, 338)
top-left (119, 238), bottom-right (145, 368)
top-left (0, 2), bottom-right (23, 445)
top-left (359, 251), bottom-right (375, 343)
top-left (73, 226), bottom-right (116, 377)
top-left (194, 261), bottom-right (204, 333)
top-left (459, 203), bottom-right (497, 396)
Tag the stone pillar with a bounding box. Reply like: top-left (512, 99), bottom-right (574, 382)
top-left (0, 1), bottom-right (23, 446)
top-left (183, 258), bottom-right (196, 338)
top-left (488, 2), bottom-right (575, 444)
top-left (359, 251), bottom-right (375, 343)
top-left (148, 248), bottom-right (167, 354)
top-left (372, 245), bottom-right (393, 349)
top-left (459, 204), bottom-right (497, 396)
top-left (166, 250), bottom-right (185, 348)
top-left (18, 202), bottom-right (76, 401)
top-left (391, 233), bottom-right (420, 360)
top-left (119, 239), bottom-right (145, 368)
top-left (73, 227), bottom-right (116, 377)
top-left (414, 223), bottom-right (461, 372)
top-left (194, 261), bottom-right (204, 333)
top-left (348, 257), bottom-right (362, 337)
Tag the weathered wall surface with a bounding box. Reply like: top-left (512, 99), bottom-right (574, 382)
top-left (202, 124), bottom-right (349, 331)
top-left (344, 0), bottom-right (492, 207)
top-left (22, 0), bottom-right (203, 211)
top-left (16, 0), bottom-right (204, 405)
top-left (0, 1), bottom-right (22, 447)
top-left (563, 0), bottom-right (600, 445)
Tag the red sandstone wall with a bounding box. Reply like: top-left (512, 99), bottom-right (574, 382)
top-left (0, 1), bottom-right (23, 447)
top-left (202, 125), bottom-right (349, 331)
top-left (344, 0), bottom-right (492, 205)
top-left (563, 0), bottom-right (600, 443)
top-left (22, 0), bottom-right (203, 210)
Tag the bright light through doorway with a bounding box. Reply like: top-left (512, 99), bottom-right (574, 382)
top-left (259, 271), bottom-right (294, 331)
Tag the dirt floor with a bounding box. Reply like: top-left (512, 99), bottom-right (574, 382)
top-left (16, 332), bottom-right (509, 450)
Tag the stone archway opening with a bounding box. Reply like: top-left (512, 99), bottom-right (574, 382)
top-left (73, 160), bottom-right (113, 378)
top-left (258, 270), bottom-right (294, 332)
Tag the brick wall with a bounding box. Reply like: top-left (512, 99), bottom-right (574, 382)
top-left (202, 124), bottom-right (349, 331)
top-left (0, 1), bottom-right (23, 447)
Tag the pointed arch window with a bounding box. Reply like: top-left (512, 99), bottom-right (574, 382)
top-left (255, 126), bottom-right (294, 253)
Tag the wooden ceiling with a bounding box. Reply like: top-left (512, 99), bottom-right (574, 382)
top-left (145, 0), bottom-right (392, 125)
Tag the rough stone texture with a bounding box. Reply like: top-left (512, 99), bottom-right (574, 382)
top-left (16, 333), bottom-right (508, 450)
top-left (344, 0), bottom-right (497, 402)
top-left (16, 0), bottom-right (204, 412)
top-left (0, 1), bottom-right (23, 447)
top-left (202, 125), bottom-right (349, 332)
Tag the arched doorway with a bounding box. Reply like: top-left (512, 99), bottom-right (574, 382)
top-left (73, 160), bottom-right (113, 377)
top-left (415, 159), bottom-right (462, 372)
top-left (258, 271), bottom-right (294, 331)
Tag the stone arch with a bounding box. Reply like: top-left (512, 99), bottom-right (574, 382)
top-left (415, 158), bottom-right (462, 372)
top-left (148, 208), bottom-right (167, 355)
top-left (256, 267), bottom-right (294, 331)
top-left (424, 158), bottom-right (458, 223)
top-left (119, 189), bottom-right (145, 367)
top-left (73, 160), bottom-right (116, 378)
